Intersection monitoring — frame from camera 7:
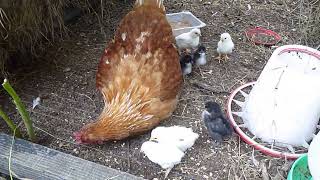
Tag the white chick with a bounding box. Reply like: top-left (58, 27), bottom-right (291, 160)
top-left (141, 141), bottom-right (184, 178)
top-left (175, 28), bottom-right (201, 52)
top-left (216, 32), bottom-right (234, 62)
top-left (150, 126), bottom-right (199, 152)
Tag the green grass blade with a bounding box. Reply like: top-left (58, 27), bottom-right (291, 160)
top-left (0, 107), bottom-right (22, 138)
top-left (2, 79), bottom-right (36, 141)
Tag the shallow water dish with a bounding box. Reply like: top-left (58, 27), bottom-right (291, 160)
top-left (245, 27), bottom-right (281, 46)
top-left (166, 11), bottom-right (206, 37)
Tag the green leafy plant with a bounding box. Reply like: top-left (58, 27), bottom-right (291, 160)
top-left (2, 79), bottom-right (36, 141)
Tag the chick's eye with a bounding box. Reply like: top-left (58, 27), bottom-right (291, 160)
top-left (225, 37), bottom-right (227, 39)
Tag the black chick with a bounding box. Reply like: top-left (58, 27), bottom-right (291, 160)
top-left (180, 55), bottom-right (193, 75)
top-left (202, 101), bottom-right (233, 142)
top-left (192, 45), bottom-right (206, 65)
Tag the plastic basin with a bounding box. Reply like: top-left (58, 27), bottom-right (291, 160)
top-left (166, 11), bottom-right (206, 37)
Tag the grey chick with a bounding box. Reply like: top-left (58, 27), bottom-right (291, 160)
top-left (180, 55), bottom-right (193, 75)
top-left (202, 101), bottom-right (233, 142)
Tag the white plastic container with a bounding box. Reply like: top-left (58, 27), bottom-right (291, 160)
top-left (166, 11), bottom-right (206, 37)
top-left (241, 45), bottom-right (320, 148)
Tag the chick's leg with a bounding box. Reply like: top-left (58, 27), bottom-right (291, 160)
top-left (214, 53), bottom-right (222, 63)
top-left (180, 49), bottom-right (192, 55)
top-left (185, 49), bottom-right (192, 54)
top-left (224, 54), bottom-right (230, 61)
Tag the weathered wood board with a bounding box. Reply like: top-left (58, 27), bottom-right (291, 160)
top-left (0, 133), bottom-right (144, 180)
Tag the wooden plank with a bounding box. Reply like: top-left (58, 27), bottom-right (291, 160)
top-left (0, 133), bottom-right (144, 180)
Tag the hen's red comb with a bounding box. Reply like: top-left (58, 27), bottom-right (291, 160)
top-left (73, 131), bottom-right (83, 144)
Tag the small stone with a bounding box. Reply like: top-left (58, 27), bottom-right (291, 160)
top-left (58, 142), bottom-right (64, 147)
top-left (63, 67), bottom-right (71, 72)
top-left (82, 81), bottom-right (88, 85)
top-left (73, 148), bottom-right (79, 154)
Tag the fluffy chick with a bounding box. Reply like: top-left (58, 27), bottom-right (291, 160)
top-left (216, 33), bottom-right (234, 62)
top-left (141, 140), bottom-right (184, 178)
top-left (180, 55), bottom-right (193, 75)
top-left (193, 45), bottom-right (206, 65)
top-left (150, 126), bottom-right (199, 152)
top-left (202, 101), bottom-right (233, 143)
top-left (175, 28), bottom-right (201, 53)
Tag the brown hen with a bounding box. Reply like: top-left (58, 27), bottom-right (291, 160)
top-left (74, 0), bottom-right (183, 144)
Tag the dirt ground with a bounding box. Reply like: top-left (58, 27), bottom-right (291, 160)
top-left (1, 0), bottom-right (318, 179)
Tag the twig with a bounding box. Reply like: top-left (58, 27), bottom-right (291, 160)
top-left (228, 74), bottom-right (249, 92)
top-left (2, 79), bottom-right (36, 141)
top-left (172, 115), bottom-right (199, 121)
top-left (75, 92), bottom-right (97, 110)
top-left (190, 80), bottom-right (230, 95)
top-left (260, 162), bottom-right (270, 180)
top-left (181, 104), bottom-right (187, 116)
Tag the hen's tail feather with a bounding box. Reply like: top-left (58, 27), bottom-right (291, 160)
top-left (135, 0), bottom-right (165, 11)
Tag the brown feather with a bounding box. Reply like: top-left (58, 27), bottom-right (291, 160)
top-left (74, 1), bottom-right (182, 144)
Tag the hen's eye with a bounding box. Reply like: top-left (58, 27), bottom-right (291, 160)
top-left (225, 37), bottom-right (227, 39)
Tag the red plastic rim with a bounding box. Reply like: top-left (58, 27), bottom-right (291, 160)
top-left (226, 82), bottom-right (304, 160)
top-left (245, 27), bottom-right (281, 46)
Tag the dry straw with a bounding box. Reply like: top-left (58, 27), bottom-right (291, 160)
top-left (298, 0), bottom-right (320, 46)
top-left (0, 0), bottom-right (94, 76)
